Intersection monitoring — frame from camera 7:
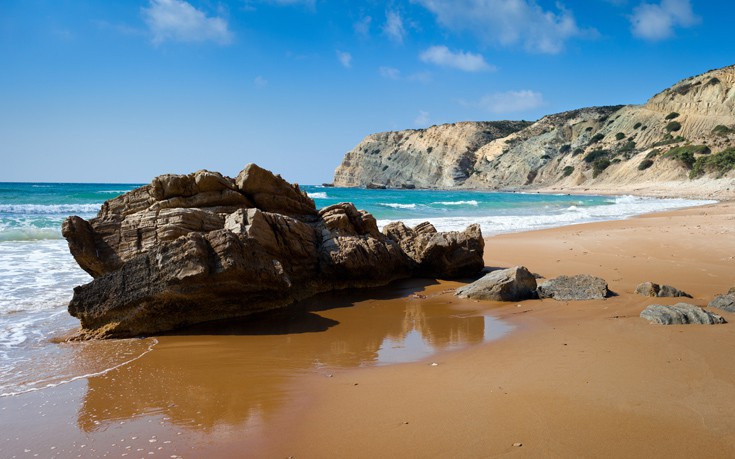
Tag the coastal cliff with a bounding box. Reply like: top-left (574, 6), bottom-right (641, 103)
top-left (334, 65), bottom-right (735, 197)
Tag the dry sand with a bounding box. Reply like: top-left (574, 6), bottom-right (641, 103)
top-left (257, 201), bottom-right (735, 458)
top-left (3, 202), bottom-right (734, 458)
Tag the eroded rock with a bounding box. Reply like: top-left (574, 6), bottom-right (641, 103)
top-left (455, 266), bottom-right (537, 301)
top-left (635, 282), bottom-right (692, 298)
top-left (537, 274), bottom-right (609, 301)
top-left (640, 303), bottom-right (726, 325)
top-left (708, 288), bottom-right (735, 313)
top-left (63, 164), bottom-right (485, 338)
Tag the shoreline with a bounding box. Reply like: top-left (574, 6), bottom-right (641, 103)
top-left (250, 200), bottom-right (735, 458)
top-left (3, 199), bottom-right (735, 458)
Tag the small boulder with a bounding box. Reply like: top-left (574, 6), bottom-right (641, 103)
top-left (455, 266), bottom-right (537, 301)
top-left (708, 289), bottom-right (735, 313)
top-left (640, 303), bottom-right (726, 325)
top-left (635, 282), bottom-right (692, 298)
top-left (536, 274), bottom-right (609, 301)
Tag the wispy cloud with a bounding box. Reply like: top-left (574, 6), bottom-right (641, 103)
top-left (141, 0), bottom-right (232, 45)
top-left (414, 110), bottom-right (431, 127)
top-left (463, 90), bottom-right (545, 114)
top-left (383, 10), bottom-right (406, 43)
top-left (379, 66), bottom-right (401, 80)
top-left (337, 50), bottom-right (352, 68)
top-left (419, 46), bottom-right (494, 72)
top-left (254, 76), bottom-right (268, 89)
top-left (414, 0), bottom-right (591, 54)
top-left (354, 16), bottom-right (372, 37)
top-left (378, 66), bottom-right (431, 83)
top-left (629, 0), bottom-right (700, 40)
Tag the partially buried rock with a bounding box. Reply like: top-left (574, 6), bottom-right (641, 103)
top-left (455, 266), bottom-right (537, 301)
top-left (536, 274), bottom-right (609, 301)
top-left (635, 282), bottom-right (692, 298)
top-left (640, 303), bottom-right (726, 325)
top-left (708, 288), bottom-right (735, 313)
top-left (62, 164), bottom-right (486, 339)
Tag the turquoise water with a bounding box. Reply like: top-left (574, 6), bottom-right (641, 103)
top-left (0, 181), bottom-right (714, 396)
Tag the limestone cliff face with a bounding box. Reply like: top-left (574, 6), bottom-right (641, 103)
top-left (334, 65), bottom-right (735, 195)
top-left (333, 121), bottom-right (531, 188)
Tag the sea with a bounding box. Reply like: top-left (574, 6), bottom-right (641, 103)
top-left (0, 182), bottom-right (715, 398)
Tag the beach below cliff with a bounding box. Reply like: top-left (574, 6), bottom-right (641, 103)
top-left (3, 201), bottom-right (735, 458)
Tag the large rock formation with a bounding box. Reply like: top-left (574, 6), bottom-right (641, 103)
top-left (62, 164), bottom-right (485, 339)
top-left (334, 64), bottom-right (735, 196)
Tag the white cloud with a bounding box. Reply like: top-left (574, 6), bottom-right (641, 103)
top-left (337, 50), bottom-right (352, 68)
top-left (419, 45), bottom-right (494, 72)
top-left (254, 76), bottom-right (268, 89)
top-left (629, 0), bottom-right (700, 41)
top-left (466, 90), bottom-right (545, 114)
top-left (383, 10), bottom-right (406, 43)
top-left (414, 111), bottom-right (431, 127)
top-left (354, 16), bottom-right (372, 37)
top-left (141, 0), bottom-right (232, 45)
top-left (379, 66), bottom-right (401, 79)
top-left (413, 0), bottom-right (589, 54)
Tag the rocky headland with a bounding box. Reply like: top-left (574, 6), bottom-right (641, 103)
top-left (62, 164), bottom-right (484, 339)
top-left (333, 64), bottom-right (735, 199)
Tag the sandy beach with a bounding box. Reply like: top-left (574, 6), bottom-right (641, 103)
top-left (259, 200), bottom-right (735, 458)
top-left (3, 201), bottom-right (735, 458)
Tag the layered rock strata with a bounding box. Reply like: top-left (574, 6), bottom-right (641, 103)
top-left (63, 164), bottom-right (484, 339)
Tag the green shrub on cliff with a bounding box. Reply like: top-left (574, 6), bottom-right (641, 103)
top-left (592, 158), bottom-right (611, 178)
top-left (665, 112), bottom-right (680, 120)
top-left (712, 125), bottom-right (733, 136)
top-left (690, 148), bottom-right (735, 179)
top-left (615, 132), bottom-right (625, 140)
top-left (562, 166), bottom-right (574, 177)
top-left (665, 121), bottom-right (682, 132)
top-left (589, 133), bottom-right (605, 143)
top-left (638, 159), bottom-right (654, 171)
top-left (584, 149), bottom-right (610, 163)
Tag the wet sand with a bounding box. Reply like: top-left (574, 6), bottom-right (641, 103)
top-left (3, 202), bottom-right (735, 458)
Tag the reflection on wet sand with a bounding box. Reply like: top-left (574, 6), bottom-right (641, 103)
top-left (3, 280), bottom-right (511, 457)
top-left (79, 280), bottom-right (509, 433)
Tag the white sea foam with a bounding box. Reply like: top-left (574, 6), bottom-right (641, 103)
top-left (307, 192), bottom-right (328, 199)
top-left (380, 203), bottom-right (417, 209)
top-left (378, 196), bottom-right (716, 234)
top-left (0, 227), bottom-right (61, 242)
top-left (96, 189), bottom-right (132, 194)
top-left (0, 204), bottom-right (100, 214)
top-left (432, 200), bottom-right (479, 206)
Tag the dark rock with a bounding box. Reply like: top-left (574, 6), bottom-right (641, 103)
top-left (636, 282), bottom-right (691, 298)
top-left (455, 266), bottom-right (537, 301)
top-left (366, 182), bottom-right (387, 189)
top-left (640, 303), bottom-right (726, 325)
top-left (63, 164), bottom-right (485, 339)
top-left (708, 289), bottom-right (735, 312)
top-left (537, 274), bottom-right (609, 301)
top-left (383, 221), bottom-right (484, 278)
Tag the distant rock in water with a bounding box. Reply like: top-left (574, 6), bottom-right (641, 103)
top-left (62, 164), bottom-right (485, 339)
top-left (536, 274), bottom-right (609, 301)
top-left (640, 303), bottom-right (726, 325)
top-left (455, 266), bottom-right (537, 301)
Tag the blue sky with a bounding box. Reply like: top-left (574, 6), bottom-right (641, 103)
top-left (1, 0), bottom-right (732, 184)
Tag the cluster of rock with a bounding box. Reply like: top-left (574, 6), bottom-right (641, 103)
top-left (455, 267), bottom-right (609, 302)
top-left (456, 269), bottom-right (733, 327)
top-left (62, 164), bottom-right (485, 339)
